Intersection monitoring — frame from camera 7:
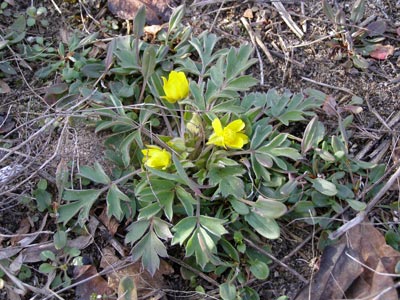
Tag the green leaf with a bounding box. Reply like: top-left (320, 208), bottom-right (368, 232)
top-left (131, 231), bottom-right (168, 276)
top-left (133, 5), bottom-right (146, 38)
top-left (141, 45), bottom-right (156, 80)
top-left (220, 282), bottom-right (236, 300)
top-left (252, 196), bottom-right (287, 219)
top-left (138, 203), bottom-right (162, 220)
top-left (250, 260), bottom-right (269, 280)
top-left (120, 131), bottom-right (139, 167)
top-left (220, 238), bottom-right (240, 262)
top-left (226, 44), bottom-right (256, 81)
top-left (107, 184), bottom-right (129, 221)
top-left (269, 147), bottom-right (302, 161)
top-left (322, 0), bottom-right (335, 22)
top-left (81, 63), bottom-right (105, 78)
top-left (311, 178), bottom-right (338, 196)
top-left (301, 116), bottom-right (325, 154)
top-left (261, 133), bottom-right (288, 149)
top-left (168, 4), bottom-right (185, 33)
top-left (74, 32), bottom-right (98, 51)
top-left (229, 198), bottom-right (249, 215)
top-left (125, 219), bottom-right (150, 244)
top-left (40, 250), bottom-right (56, 261)
top-left (35, 61), bottom-right (63, 79)
top-left (39, 263), bottom-right (56, 274)
top-left (54, 230), bottom-right (67, 250)
top-left (189, 81), bottom-right (206, 110)
top-left (171, 216), bottom-right (197, 245)
top-left (185, 227), bottom-right (220, 268)
top-left (211, 99), bottom-right (245, 114)
top-left (208, 165), bottom-right (245, 199)
top-left (118, 276), bottom-right (138, 300)
top-left (277, 110), bottom-right (305, 126)
top-left (350, 0), bottom-right (366, 23)
top-left (153, 217), bottom-right (172, 240)
top-left (346, 199), bottom-right (367, 211)
top-left (254, 152), bottom-right (273, 168)
top-left (245, 212), bottom-right (280, 239)
top-left (137, 178), bottom-right (175, 221)
top-left (175, 186), bottom-right (196, 216)
top-left (109, 93), bottom-right (126, 116)
top-left (250, 121), bottom-right (273, 149)
top-left (173, 154), bottom-right (203, 197)
top-left (352, 54), bottom-right (369, 69)
top-left (147, 167), bottom-right (185, 184)
top-left (33, 189), bottom-right (51, 212)
top-left (10, 15), bottom-right (26, 33)
top-left (226, 75), bottom-right (258, 91)
top-left (199, 216), bottom-right (228, 237)
top-left (58, 189), bottom-right (102, 225)
top-left (79, 162), bottom-right (110, 184)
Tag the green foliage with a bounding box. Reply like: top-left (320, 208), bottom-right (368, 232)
top-left (39, 247), bottom-right (82, 289)
top-left (17, 4), bottom-right (386, 299)
top-left (33, 179), bottom-right (51, 212)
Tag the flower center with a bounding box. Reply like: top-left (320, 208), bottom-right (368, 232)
top-left (223, 128), bottom-right (236, 144)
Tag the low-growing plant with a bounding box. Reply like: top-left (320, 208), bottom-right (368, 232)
top-left (322, 0), bottom-right (392, 68)
top-left (39, 247), bottom-right (82, 289)
top-left (26, 5), bottom-right (48, 27)
top-left (29, 5), bottom-right (385, 299)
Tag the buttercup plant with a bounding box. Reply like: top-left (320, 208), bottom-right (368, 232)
top-left (52, 5), bottom-right (384, 299)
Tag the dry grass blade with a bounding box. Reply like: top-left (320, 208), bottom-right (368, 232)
top-left (272, 1), bottom-right (304, 39)
top-left (240, 17), bottom-right (274, 64)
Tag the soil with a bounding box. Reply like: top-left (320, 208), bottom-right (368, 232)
top-left (0, 0), bottom-right (400, 299)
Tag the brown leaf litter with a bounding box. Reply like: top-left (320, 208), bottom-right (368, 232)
top-left (295, 223), bottom-right (400, 300)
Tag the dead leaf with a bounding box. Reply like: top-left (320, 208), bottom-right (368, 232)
top-left (369, 44), bottom-right (395, 60)
top-left (99, 247), bottom-right (120, 269)
top-left (99, 208), bottom-right (120, 236)
top-left (295, 223), bottom-right (400, 300)
top-left (10, 218), bottom-right (32, 246)
top-left (397, 27), bottom-right (400, 37)
top-left (108, 0), bottom-right (171, 24)
top-left (0, 113), bottom-right (15, 134)
top-left (367, 20), bottom-right (387, 37)
top-left (59, 27), bottom-right (72, 45)
top-left (243, 8), bottom-right (253, 19)
top-left (43, 82), bottom-right (69, 105)
top-left (0, 80), bottom-right (11, 93)
top-left (340, 105), bottom-right (363, 114)
top-left (144, 24), bottom-right (162, 41)
top-left (74, 265), bottom-right (114, 300)
top-left (322, 95), bottom-right (337, 116)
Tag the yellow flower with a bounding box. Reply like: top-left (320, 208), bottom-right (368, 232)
top-left (207, 118), bottom-right (249, 149)
top-left (161, 71), bottom-right (189, 103)
top-left (141, 145), bottom-right (171, 170)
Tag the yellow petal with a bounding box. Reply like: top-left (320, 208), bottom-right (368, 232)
top-left (207, 133), bottom-right (225, 147)
top-left (142, 146), bottom-right (171, 169)
top-left (161, 71), bottom-right (189, 103)
top-left (225, 133), bottom-right (249, 149)
top-left (226, 119), bottom-right (245, 132)
top-left (211, 118), bottom-right (223, 135)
